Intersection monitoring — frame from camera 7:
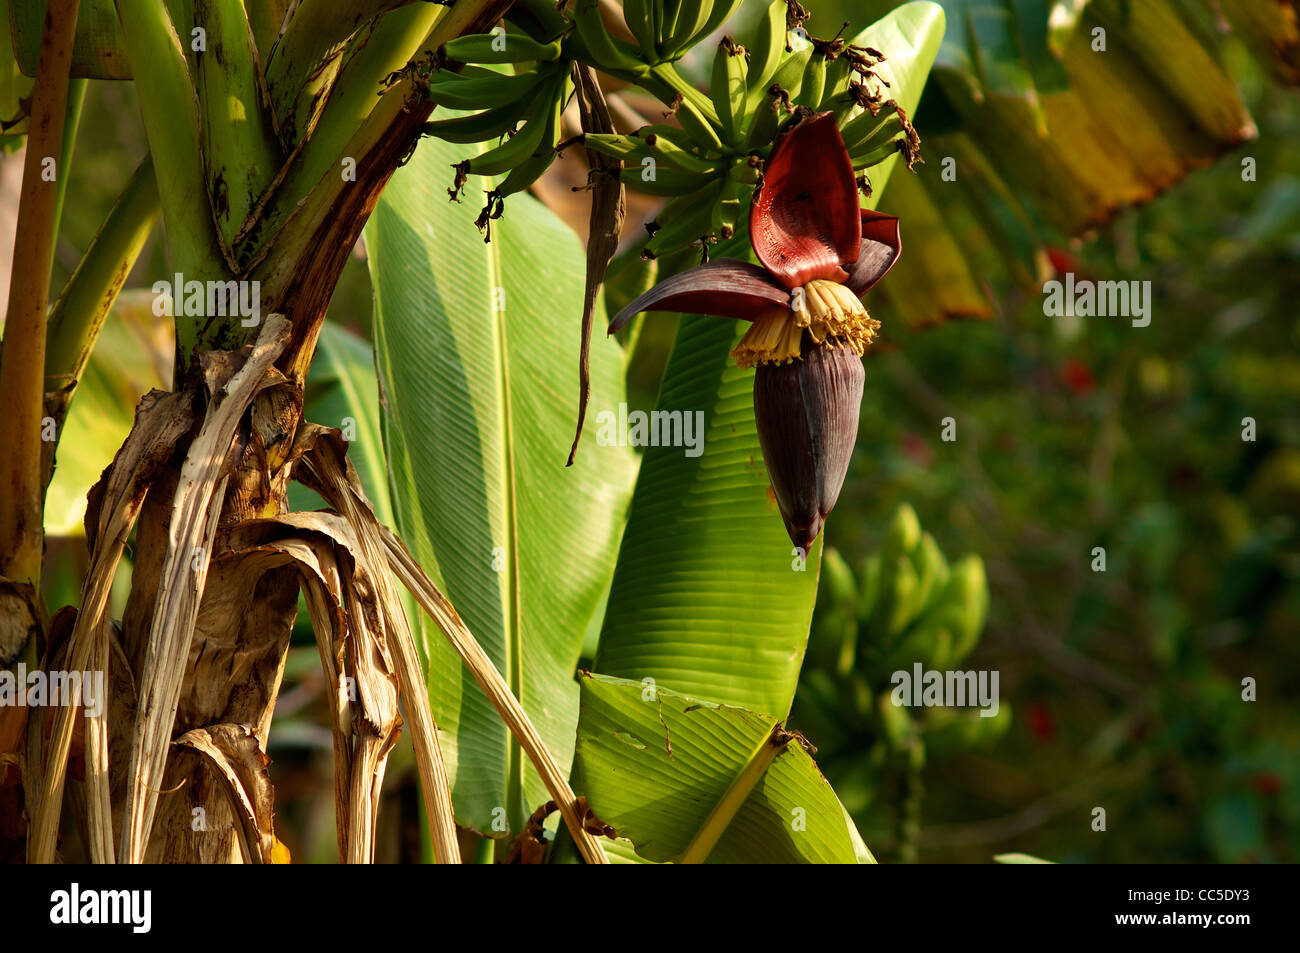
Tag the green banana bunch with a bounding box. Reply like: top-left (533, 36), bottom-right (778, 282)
top-left (487, 76), bottom-right (569, 197)
top-left (613, 0), bottom-right (747, 64)
top-left (805, 506), bottom-right (992, 691)
top-left (435, 66), bottom-right (571, 229)
top-left (852, 506), bottom-right (990, 681)
top-left (559, 0), bottom-right (923, 261)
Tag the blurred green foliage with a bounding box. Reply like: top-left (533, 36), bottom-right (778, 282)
top-left (813, 35), bottom-right (1300, 862)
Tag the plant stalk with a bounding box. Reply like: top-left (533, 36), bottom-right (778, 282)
top-left (0, 0), bottom-right (81, 601)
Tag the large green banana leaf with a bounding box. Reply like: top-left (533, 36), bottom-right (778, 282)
top-left (364, 137), bottom-right (639, 835)
top-left (591, 1), bottom-right (947, 721)
top-left (574, 673), bottom-right (873, 863)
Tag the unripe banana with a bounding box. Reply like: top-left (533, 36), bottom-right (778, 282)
top-left (794, 50), bottom-right (829, 109)
top-left (422, 94), bottom-right (539, 144)
top-left (624, 0), bottom-right (660, 61)
top-left (571, 0), bottom-right (649, 75)
top-left (856, 552), bottom-right (882, 623)
top-left (884, 554), bottom-right (922, 639)
top-left (424, 66), bottom-right (545, 110)
top-left (663, 0), bottom-right (712, 59)
top-left (710, 175), bottom-right (743, 240)
top-left (817, 53), bottom-right (855, 111)
top-left (464, 75), bottom-right (564, 176)
top-left (443, 31), bottom-right (563, 65)
top-left (851, 138), bottom-right (905, 171)
top-left (691, 0), bottom-right (744, 50)
top-left (641, 179), bottom-right (723, 258)
top-left (764, 42), bottom-right (814, 107)
top-left (619, 162), bottom-right (709, 196)
top-left (840, 107), bottom-right (899, 154)
top-left (709, 36), bottom-right (748, 144)
top-left (883, 503), bottom-right (923, 561)
top-left (744, 0), bottom-right (788, 106)
top-left (906, 532), bottom-right (948, 620)
top-left (636, 124), bottom-right (723, 174)
top-left (583, 132), bottom-right (657, 163)
top-left (492, 78), bottom-right (568, 197)
top-left (938, 555), bottom-right (988, 667)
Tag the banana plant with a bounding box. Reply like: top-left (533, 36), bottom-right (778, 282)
top-left (1, 0), bottom-right (946, 866)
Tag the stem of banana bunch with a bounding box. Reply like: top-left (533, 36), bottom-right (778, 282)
top-left (0, 0), bottom-right (80, 603)
top-left (898, 736), bottom-right (925, 864)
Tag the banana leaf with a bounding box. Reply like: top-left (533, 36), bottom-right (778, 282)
top-left (365, 136), bottom-right (639, 836)
top-left (573, 672), bottom-right (873, 863)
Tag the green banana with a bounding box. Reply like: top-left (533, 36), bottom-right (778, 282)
top-left (619, 163), bottom-right (712, 196)
top-left (840, 107), bottom-right (899, 154)
top-left (794, 50), bottom-right (829, 108)
top-left (745, 0), bottom-right (789, 104)
top-left (662, 0), bottom-right (711, 59)
top-left (927, 555), bottom-right (988, 668)
top-left (465, 77), bottom-right (563, 176)
top-left (424, 65), bottom-right (546, 110)
top-left (856, 552), bottom-right (883, 624)
top-left (709, 37), bottom-right (748, 144)
top-left (764, 42), bottom-right (814, 105)
top-left (691, 0), bottom-right (744, 50)
top-left (443, 31), bottom-right (564, 65)
top-left (851, 138), bottom-right (905, 170)
top-left (492, 79), bottom-right (568, 197)
top-left (583, 132), bottom-right (657, 163)
top-left (742, 86), bottom-right (785, 148)
top-left (422, 94), bottom-right (540, 145)
top-left (884, 555), bottom-right (922, 640)
top-left (660, 0), bottom-right (685, 49)
top-left (710, 175), bottom-right (743, 240)
top-left (913, 533), bottom-right (951, 609)
top-left (637, 124), bottom-right (724, 174)
top-left (904, 532), bottom-right (946, 622)
top-left (642, 179), bottom-right (723, 258)
top-left (624, 0), bottom-right (660, 61)
top-left (883, 503), bottom-right (923, 558)
top-left (571, 0), bottom-right (649, 75)
top-left (818, 53), bottom-right (856, 110)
